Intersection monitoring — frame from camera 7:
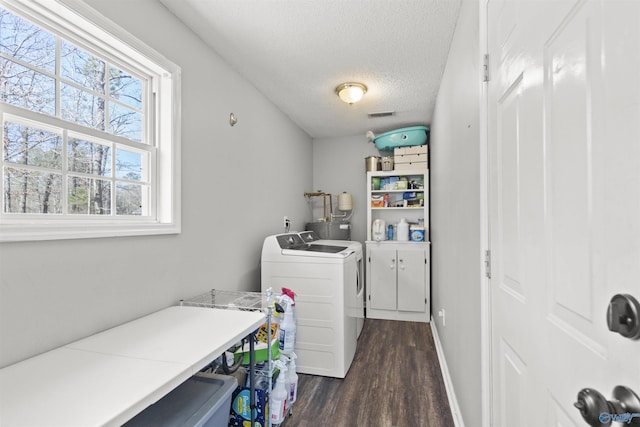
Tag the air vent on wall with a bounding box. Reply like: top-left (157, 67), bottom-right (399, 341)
top-left (368, 111), bottom-right (395, 118)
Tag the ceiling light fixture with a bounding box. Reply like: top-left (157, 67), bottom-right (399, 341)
top-left (335, 82), bottom-right (367, 104)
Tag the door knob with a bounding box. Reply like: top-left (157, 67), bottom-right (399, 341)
top-left (574, 388), bottom-right (609, 426)
top-left (607, 294), bottom-right (640, 339)
top-left (574, 386), bottom-right (640, 426)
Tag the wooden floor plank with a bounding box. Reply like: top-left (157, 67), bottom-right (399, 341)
top-left (286, 319), bottom-right (454, 427)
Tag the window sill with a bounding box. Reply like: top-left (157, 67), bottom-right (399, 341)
top-left (0, 221), bottom-right (181, 242)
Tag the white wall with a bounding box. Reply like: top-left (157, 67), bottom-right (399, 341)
top-left (430, 0), bottom-right (483, 424)
top-left (311, 135), bottom-right (381, 244)
top-left (0, 0), bottom-right (313, 368)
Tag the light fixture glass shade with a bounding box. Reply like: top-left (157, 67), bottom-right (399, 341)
top-left (336, 82), bottom-right (367, 104)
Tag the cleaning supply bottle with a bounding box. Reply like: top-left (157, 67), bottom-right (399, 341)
top-left (278, 293), bottom-right (295, 325)
top-left (287, 352), bottom-right (299, 405)
top-left (270, 361), bottom-right (288, 424)
top-left (279, 355), bottom-right (291, 408)
top-left (397, 217), bottom-right (409, 241)
top-left (281, 288), bottom-right (296, 321)
top-left (278, 300), bottom-right (296, 354)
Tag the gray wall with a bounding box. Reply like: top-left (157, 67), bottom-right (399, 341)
top-left (430, 0), bottom-right (482, 424)
top-left (0, 0), bottom-right (313, 368)
top-left (311, 135), bottom-right (381, 244)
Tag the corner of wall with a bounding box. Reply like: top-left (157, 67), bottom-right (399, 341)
top-left (429, 0), bottom-right (483, 425)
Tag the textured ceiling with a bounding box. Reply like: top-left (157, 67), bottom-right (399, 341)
top-left (158, 0), bottom-right (462, 139)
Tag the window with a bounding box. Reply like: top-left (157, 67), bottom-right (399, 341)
top-left (0, 0), bottom-right (180, 241)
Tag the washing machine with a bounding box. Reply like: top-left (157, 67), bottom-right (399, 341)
top-left (261, 233), bottom-right (358, 378)
top-left (298, 231), bottom-right (365, 338)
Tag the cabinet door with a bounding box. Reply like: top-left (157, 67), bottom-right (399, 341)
top-left (397, 247), bottom-right (426, 312)
top-left (369, 247), bottom-right (397, 310)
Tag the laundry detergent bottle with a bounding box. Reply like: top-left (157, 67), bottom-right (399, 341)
top-left (397, 217), bottom-right (409, 241)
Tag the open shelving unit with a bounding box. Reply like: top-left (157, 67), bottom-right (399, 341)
top-left (180, 289), bottom-right (290, 427)
top-left (366, 170), bottom-right (429, 241)
top-left (366, 170), bottom-right (431, 323)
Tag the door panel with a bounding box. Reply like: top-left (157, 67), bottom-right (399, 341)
top-left (489, 0), bottom-right (640, 425)
top-left (498, 74), bottom-right (524, 302)
top-left (545, 1), bottom-right (595, 329)
top-left (369, 247), bottom-right (397, 311)
top-left (490, 0), bottom-right (538, 421)
top-left (397, 247), bottom-right (426, 312)
top-left (547, 394), bottom-right (580, 427)
top-left (499, 338), bottom-right (527, 427)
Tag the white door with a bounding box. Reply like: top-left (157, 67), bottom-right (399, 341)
top-left (369, 245), bottom-right (397, 310)
top-left (488, 1), bottom-right (640, 426)
top-left (397, 246), bottom-right (426, 312)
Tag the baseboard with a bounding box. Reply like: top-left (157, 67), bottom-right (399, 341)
top-left (430, 317), bottom-right (465, 427)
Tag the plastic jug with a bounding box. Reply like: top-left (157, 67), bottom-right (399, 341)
top-left (372, 219), bottom-right (387, 241)
top-left (397, 218), bottom-right (409, 241)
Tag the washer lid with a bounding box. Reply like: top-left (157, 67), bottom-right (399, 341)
top-left (303, 244), bottom-right (348, 254)
top-left (275, 233), bottom-right (351, 257)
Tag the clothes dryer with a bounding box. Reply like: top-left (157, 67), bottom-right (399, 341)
top-left (298, 231), bottom-right (365, 338)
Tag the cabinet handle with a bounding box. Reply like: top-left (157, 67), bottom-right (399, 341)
top-left (399, 259), bottom-right (405, 270)
top-left (390, 259), bottom-right (396, 270)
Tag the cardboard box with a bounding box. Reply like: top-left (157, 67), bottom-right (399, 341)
top-left (371, 195), bottom-right (385, 207)
top-left (234, 335), bottom-right (280, 364)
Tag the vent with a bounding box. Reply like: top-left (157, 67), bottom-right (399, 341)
top-left (368, 111), bottom-right (395, 118)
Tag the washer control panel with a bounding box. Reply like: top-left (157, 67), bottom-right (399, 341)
top-left (276, 233), bottom-right (306, 250)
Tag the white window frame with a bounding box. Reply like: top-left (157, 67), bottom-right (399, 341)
top-left (0, 0), bottom-right (181, 242)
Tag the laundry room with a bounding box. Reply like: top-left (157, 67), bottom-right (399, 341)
top-left (0, 0), bottom-right (484, 426)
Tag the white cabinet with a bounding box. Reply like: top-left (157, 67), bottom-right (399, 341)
top-left (365, 170), bottom-right (430, 323)
top-left (366, 242), bottom-right (430, 322)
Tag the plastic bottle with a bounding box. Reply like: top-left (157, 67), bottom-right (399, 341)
top-left (397, 217), bottom-right (409, 241)
top-left (270, 361), bottom-right (288, 424)
top-left (280, 290), bottom-right (296, 323)
top-left (287, 352), bottom-right (299, 405)
top-left (279, 355), bottom-right (291, 410)
top-left (279, 303), bottom-right (296, 354)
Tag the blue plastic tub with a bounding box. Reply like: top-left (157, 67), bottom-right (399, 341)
top-left (373, 126), bottom-right (429, 151)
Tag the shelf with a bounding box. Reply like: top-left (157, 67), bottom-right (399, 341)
top-left (367, 170), bottom-right (428, 177)
top-left (181, 289), bottom-right (280, 427)
top-left (366, 169), bottom-right (428, 242)
top-left (371, 189), bottom-right (424, 193)
top-left (366, 240), bottom-right (429, 244)
top-left (371, 206), bottom-right (424, 210)
top-left (180, 289), bottom-right (271, 312)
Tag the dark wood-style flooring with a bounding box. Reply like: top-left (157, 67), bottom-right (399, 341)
top-left (285, 319), bottom-right (454, 427)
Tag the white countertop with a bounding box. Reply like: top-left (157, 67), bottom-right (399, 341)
top-left (0, 306), bottom-right (265, 426)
